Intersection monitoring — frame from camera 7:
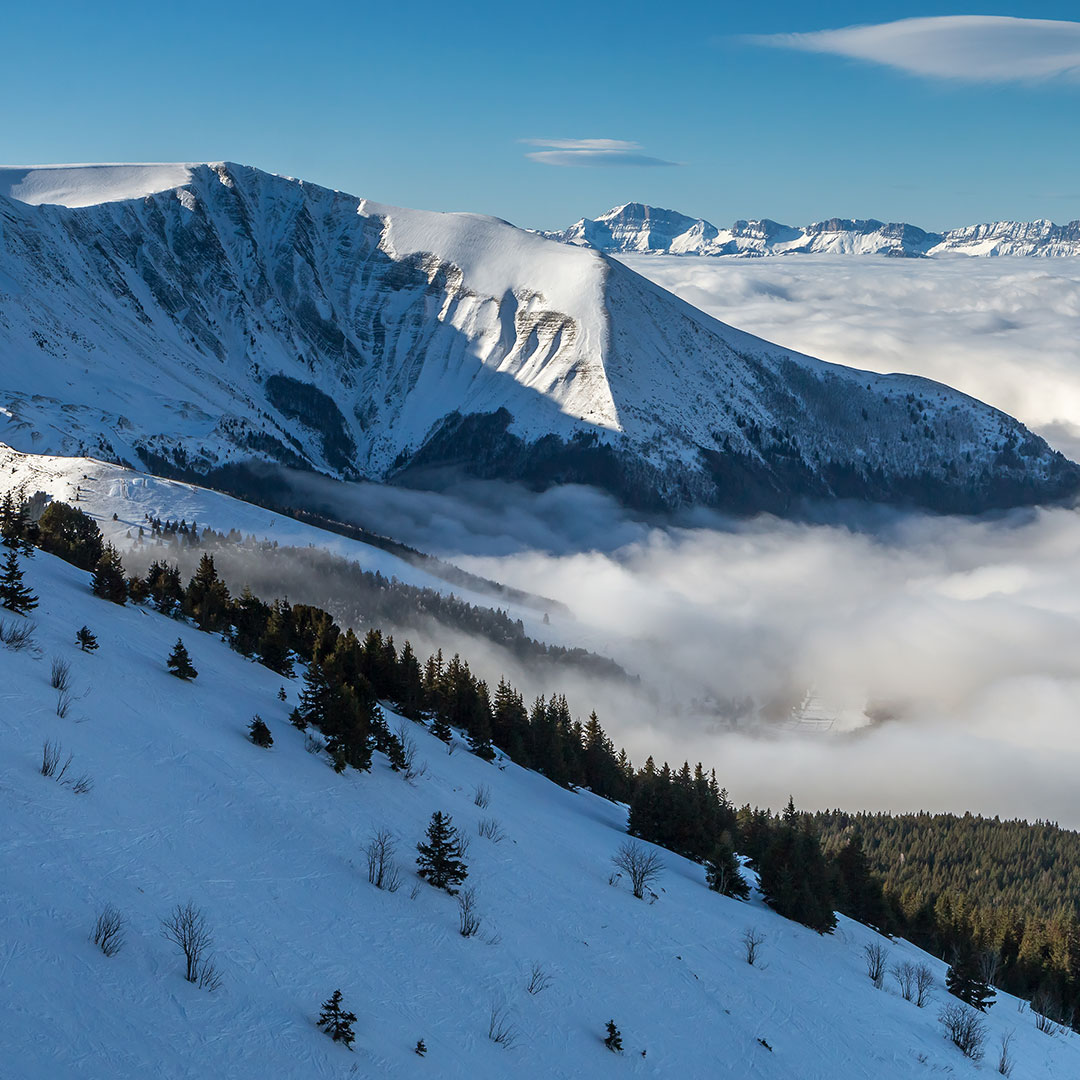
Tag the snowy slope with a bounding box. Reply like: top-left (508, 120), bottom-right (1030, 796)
top-left (0, 162), bottom-right (1076, 514)
top-left (3, 549), bottom-right (1079, 1079)
top-left (549, 203), bottom-right (1080, 259)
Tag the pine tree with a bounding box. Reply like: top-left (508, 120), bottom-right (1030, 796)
top-left (37, 502), bottom-right (104, 570)
top-left (0, 490), bottom-right (30, 551)
top-left (946, 944), bottom-right (997, 1010)
top-left (705, 835), bottom-right (750, 900)
top-left (185, 553), bottom-right (230, 632)
top-left (317, 989), bottom-right (357, 1048)
top-left (167, 638), bottom-right (198, 680)
top-left (248, 716), bottom-right (273, 747)
top-left (604, 1020), bottom-right (623, 1052)
top-left (416, 811), bottom-right (468, 893)
top-left (75, 625), bottom-right (98, 652)
top-left (91, 543), bottom-right (127, 604)
top-left (414, 1039), bottom-right (427, 1056)
top-left (0, 549), bottom-right (37, 615)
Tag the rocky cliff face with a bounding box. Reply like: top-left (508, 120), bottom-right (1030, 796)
top-left (0, 163), bottom-right (1076, 515)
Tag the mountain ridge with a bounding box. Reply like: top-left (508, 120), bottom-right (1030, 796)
top-left (546, 202), bottom-right (1080, 258)
top-left (0, 162), bottom-right (1077, 516)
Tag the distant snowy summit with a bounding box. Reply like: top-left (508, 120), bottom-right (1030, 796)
top-left (0, 162), bottom-right (1077, 517)
top-left (546, 203), bottom-right (1080, 258)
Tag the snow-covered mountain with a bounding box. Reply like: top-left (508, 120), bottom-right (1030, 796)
top-left (1, 163), bottom-right (1077, 515)
top-left (5, 545), bottom-right (1080, 1079)
top-left (549, 203), bottom-right (1080, 259)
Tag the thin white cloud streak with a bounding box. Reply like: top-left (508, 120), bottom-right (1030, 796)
top-left (522, 137), bottom-right (681, 168)
top-left (753, 16), bottom-right (1080, 83)
top-left (620, 253), bottom-right (1080, 460)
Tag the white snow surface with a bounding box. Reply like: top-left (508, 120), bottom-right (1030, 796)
top-left (0, 164), bottom-right (196, 208)
top-left (3, 547), bottom-right (1079, 1079)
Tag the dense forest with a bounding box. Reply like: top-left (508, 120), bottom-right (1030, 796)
top-left (5, 489), bottom-right (1079, 1030)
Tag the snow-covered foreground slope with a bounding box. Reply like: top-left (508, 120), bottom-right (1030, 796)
top-left (0, 163), bottom-right (1076, 515)
top-left (550, 202), bottom-right (1080, 258)
top-left (3, 550), bottom-right (1078, 1079)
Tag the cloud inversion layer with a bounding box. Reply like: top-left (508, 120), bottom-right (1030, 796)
top-left (753, 16), bottom-right (1080, 83)
top-left (522, 138), bottom-right (680, 167)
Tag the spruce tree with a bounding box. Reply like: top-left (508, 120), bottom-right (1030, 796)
top-left (167, 638), bottom-right (198, 680)
top-left (317, 989), bottom-right (357, 1048)
top-left (0, 549), bottom-right (37, 615)
top-left (946, 944), bottom-right (996, 1010)
top-left (705, 836), bottom-right (750, 900)
top-left (75, 626), bottom-right (98, 652)
top-left (604, 1020), bottom-right (623, 1052)
top-left (416, 811), bottom-right (468, 893)
top-left (91, 543), bottom-right (128, 604)
top-left (248, 716), bottom-right (273, 747)
top-left (185, 553), bottom-right (230, 632)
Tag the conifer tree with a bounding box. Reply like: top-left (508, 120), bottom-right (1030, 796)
top-left (430, 711), bottom-right (453, 744)
top-left (0, 490), bottom-right (31, 552)
top-left (91, 543), bottom-right (128, 604)
top-left (0, 549), bottom-right (37, 615)
top-left (185, 553), bottom-right (231, 632)
top-left (946, 944), bottom-right (997, 1010)
top-left (705, 836), bottom-right (751, 900)
top-left (167, 638), bottom-right (198, 680)
top-left (257, 601), bottom-right (294, 676)
top-left (37, 502), bottom-right (104, 570)
top-left (604, 1020), bottom-right (623, 1052)
top-left (75, 625), bottom-right (98, 652)
top-left (416, 811), bottom-right (468, 893)
top-left (317, 989), bottom-right (357, 1048)
top-left (248, 716), bottom-right (273, 747)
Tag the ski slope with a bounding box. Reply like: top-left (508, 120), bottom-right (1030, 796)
top-left (1, 548), bottom-right (1078, 1079)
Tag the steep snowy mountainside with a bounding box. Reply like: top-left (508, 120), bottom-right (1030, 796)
top-left (0, 162), bottom-right (1077, 515)
top-left (4, 548), bottom-right (1079, 1078)
top-left (550, 203), bottom-right (1080, 258)
top-left (0, 164), bottom-right (197, 209)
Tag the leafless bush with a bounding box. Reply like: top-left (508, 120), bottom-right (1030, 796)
top-left (939, 1002), bottom-right (986, 1060)
top-left (742, 927), bottom-right (766, 967)
top-left (458, 888), bottom-right (481, 937)
top-left (40, 739), bottom-right (71, 779)
top-left (979, 949), bottom-right (1002, 989)
top-left (197, 958), bottom-right (223, 992)
top-left (526, 963), bottom-right (553, 995)
top-left (487, 1003), bottom-right (519, 1048)
top-left (611, 840), bottom-right (664, 900)
top-left (458, 834), bottom-right (471, 860)
top-left (1031, 988), bottom-right (1066, 1034)
top-left (997, 1030), bottom-right (1015, 1077)
top-left (914, 963), bottom-right (935, 1007)
top-left (90, 904), bottom-right (126, 957)
top-left (50, 656), bottom-right (73, 692)
top-left (69, 773), bottom-right (94, 794)
top-left (0, 617), bottom-right (37, 650)
top-left (161, 901), bottom-right (217, 986)
top-left (364, 828), bottom-right (397, 890)
top-left (477, 817), bottom-right (506, 842)
top-left (473, 783), bottom-right (491, 809)
top-left (409, 881), bottom-right (422, 901)
top-left (891, 961), bottom-right (916, 1001)
top-left (395, 721), bottom-right (427, 783)
top-left (864, 942), bottom-right (889, 988)
top-left (55, 690), bottom-right (74, 719)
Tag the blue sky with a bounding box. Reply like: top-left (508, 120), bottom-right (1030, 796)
top-left (3, 2), bottom-right (1079, 230)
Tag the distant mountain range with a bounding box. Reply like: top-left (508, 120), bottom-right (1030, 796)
top-left (0, 163), bottom-right (1076, 517)
top-left (545, 203), bottom-right (1080, 258)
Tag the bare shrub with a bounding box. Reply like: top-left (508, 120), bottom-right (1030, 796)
top-left (1031, 988), bottom-right (1066, 1035)
top-left (939, 1002), bottom-right (986, 1061)
top-left (40, 739), bottom-right (66, 777)
top-left (891, 961), bottom-right (916, 1001)
top-left (161, 901), bottom-right (217, 986)
top-left (409, 881), bottom-right (422, 901)
top-left (473, 783), bottom-right (491, 809)
top-left (197, 958), bottom-right (223, 992)
top-left (477, 817), bottom-right (506, 843)
top-left (526, 963), bottom-right (553, 995)
top-left (364, 828), bottom-right (397, 890)
top-left (0, 617), bottom-right (37, 651)
top-left (914, 963), bottom-right (935, 1008)
top-left (864, 942), bottom-right (889, 988)
top-left (611, 840), bottom-right (664, 900)
top-left (742, 927), bottom-right (766, 967)
top-left (997, 1030), bottom-right (1015, 1077)
top-left (395, 721), bottom-right (427, 783)
top-left (68, 773), bottom-right (94, 794)
top-left (979, 949), bottom-right (1002, 990)
top-left (55, 689), bottom-right (73, 719)
top-left (487, 1003), bottom-right (519, 1048)
top-left (91, 904), bottom-right (126, 957)
top-left (458, 887), bottom-right (481, 938)
top-left (50, 656), bottom-right (73, 692)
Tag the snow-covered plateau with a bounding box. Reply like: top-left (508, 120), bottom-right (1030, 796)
top-left (3, 546), bottom-right (1079, 1079)
top-left (0, 163), bottom-right (1077, 515)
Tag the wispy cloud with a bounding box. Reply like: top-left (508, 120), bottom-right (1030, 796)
top-left (521, 138), bottom-right (681, 167)
top-left (752, 15), bottom-right (1080, 83)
